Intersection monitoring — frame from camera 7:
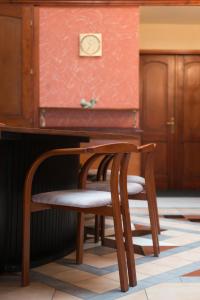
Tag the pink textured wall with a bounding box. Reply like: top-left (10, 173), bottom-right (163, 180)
top-left (39, 7), bottom-right (139, 127)
top-left (39, 6), bottom-right (139, 110)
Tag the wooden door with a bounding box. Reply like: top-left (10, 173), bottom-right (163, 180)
top-left (140, 55), bottom-right (176, 189)
top-left (0, 5), bottom-right (34, 127)
top-left (140, 54), bottom-right (200, 190)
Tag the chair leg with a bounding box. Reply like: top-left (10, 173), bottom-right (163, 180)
top-left (21, 207), bottom-right (31, 286)
top-left (112, 210), bottom-right (129, 292)
top-left (100, 215), bottom-right (105, 246)
top-left (147, 193), bottom-right (160, 257)
top-left (94, 215), bottom-right (100, 243)
top-left (152, 192), bottom-right (161, 234)
top-left (121, 204), bottom-right (137, 287)
top-left (76, 212), bottom-right (85, 264)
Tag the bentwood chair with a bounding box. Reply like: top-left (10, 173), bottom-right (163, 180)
top-left (22, 143), bottom-right (137, 292)
top-left (86, 143), bottom-right (160, 257)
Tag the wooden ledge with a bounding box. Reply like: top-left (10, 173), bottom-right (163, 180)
top-left (0, 124), bottom-right (141, 140)
top-left (8, 1), bottom-right (200, 6)
top-left (40, 107), bottom-right (139, 112)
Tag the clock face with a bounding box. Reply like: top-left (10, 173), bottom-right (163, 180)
top-left (80, 33), bottom-right (102, 56)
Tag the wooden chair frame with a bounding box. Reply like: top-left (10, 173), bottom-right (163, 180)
top-left (22, 143), bottom-right (137, 292)
top-left (88, 143), bottom-right (160, 256)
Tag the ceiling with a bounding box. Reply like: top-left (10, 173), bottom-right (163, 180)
top-left (140, 6), bottom-right (200, 24)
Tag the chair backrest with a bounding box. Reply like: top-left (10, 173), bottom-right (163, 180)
top-left (78, 143), bottom-right (136, 207)
top-left (83, 143), bottom-right (156, 184)
top-left (79, 143), bottom-right (137, 188)
top-left (138, 143), bottom-right (156, 182)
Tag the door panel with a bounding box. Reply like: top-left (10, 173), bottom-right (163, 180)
top-left (0, 5), bottom-right (33, 126)
top-left (142, 62), bottom-right (168, 133)
top-left (182, 59), bottom-right (200, 140)
top-left (176, 56), bottom-right (200, 188)
top-left (140, 55), bottom-right (175, 189)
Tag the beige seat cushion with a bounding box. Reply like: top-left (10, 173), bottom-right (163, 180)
top-left (88, 169), bottom-right (145, 185)
top-left (87, 181), bottom-right (143, 195)
top-left (32, 189), bottom-right (111, 208)
top-left (127, 175), bottom-right (145, 186)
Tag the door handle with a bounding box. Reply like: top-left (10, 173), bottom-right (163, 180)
top-left (166, 117), bottom-right (175, 134)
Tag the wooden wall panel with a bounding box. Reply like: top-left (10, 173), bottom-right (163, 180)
top-left (0, 16), bottom-right (21, 115)
top-left (0, 5), bottom-right (34, 127)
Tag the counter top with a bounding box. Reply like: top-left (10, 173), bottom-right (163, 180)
top-left (0, 125), bottom-right (142, 140)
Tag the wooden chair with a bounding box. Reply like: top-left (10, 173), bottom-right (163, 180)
top-left (22, 143), bottom-right (137, 292)
top-left (86, 143), bottom-right (160, 257)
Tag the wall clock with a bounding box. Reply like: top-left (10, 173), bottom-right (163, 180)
top-left (80, 33), bottom-right (102, 57)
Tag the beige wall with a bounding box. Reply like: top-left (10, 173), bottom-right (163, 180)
top-left (140, 24), bottom-right (200, 50)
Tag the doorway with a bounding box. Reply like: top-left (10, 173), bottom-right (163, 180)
top-left (140, 53), bottom-right (200, 190)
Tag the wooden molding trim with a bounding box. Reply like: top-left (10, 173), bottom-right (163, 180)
top-left (140, 50), bottom-right (200, 55)
top-left (39, 107), bottom-right (139, 111)
top-left (38, 107), bottom-right (139, 129)
top-left (8, 1), bottom-right (200, 6)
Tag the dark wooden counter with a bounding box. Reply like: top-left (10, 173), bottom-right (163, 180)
top-left (0, 125), bottom-right (141, 140)
top-left (0, 125), bottom-right (140, 272)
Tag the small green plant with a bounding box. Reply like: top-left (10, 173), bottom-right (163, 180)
top-left (80, 98), bottom-right (97, 109)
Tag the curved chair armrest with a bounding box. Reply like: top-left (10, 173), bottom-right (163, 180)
top-left (24, 147), bottom-right (89, 202)
top-left (137, 143), bottom-right (156, 153)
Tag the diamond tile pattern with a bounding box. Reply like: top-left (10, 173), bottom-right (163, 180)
top-left (1, 197), bottom-right (200, 299)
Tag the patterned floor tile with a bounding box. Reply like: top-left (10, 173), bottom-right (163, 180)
top-left (53, 290), bottom-right (83, 300)
top-left (52, 269), bottom-right (95, 284)
top-left (146, 283), bottom-right (200, 300)
top-left (1, 198), bottom-right (200, 299)
top-left (34, 262), bottom-right (72, 276)
top-left (74, 276), bottom-right (120, 293)
top-left (0, 282), bottom-right (54, 300)
top-left (120, 290), bottom-right (148, 300)
top-left (183, 269), bottom-right (200, 277)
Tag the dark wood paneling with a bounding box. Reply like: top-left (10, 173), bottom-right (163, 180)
top-left (0, 135), bottom-right (81, 272)
top-left (0, 5), bottom-right (34, 127)
top-left (0, 16), bottom-right (21, 115)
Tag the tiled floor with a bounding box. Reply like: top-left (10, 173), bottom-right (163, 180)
top-left (1, 197), bottom-right (200, 300)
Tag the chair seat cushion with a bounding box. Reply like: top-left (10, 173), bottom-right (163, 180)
top-left (87, 181), bottom-right (143, 195)
top-left (32, 189), bottom-right (111, 208)
top-left (127, 175), bottom-right (145, 186)
top-left (88, 169), bottom-right (145, 185)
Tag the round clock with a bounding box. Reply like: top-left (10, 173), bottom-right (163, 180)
top-left (80, 34), bottom-right (101, 56)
